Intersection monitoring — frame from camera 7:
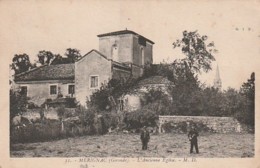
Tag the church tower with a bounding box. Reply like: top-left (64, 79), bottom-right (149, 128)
top-left (214, 65), bottom-right (222, 90)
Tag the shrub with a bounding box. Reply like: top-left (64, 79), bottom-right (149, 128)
top-left (27, 102), bottom-right (39, 109)
top-left (57, 106), bottom-right (65, 121)
top-left (76, 106), bottom-right (96, 134)
top-left (124, 108), bottom-right (158, 130)
top-left (10, 119), bottom-right (62, 143)
top-left (101, 112), bottom-right (120, 130)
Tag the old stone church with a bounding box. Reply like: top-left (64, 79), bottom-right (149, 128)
top-left (14, 30), bottom-right (154, 106)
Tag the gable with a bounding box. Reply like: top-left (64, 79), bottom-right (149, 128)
top-left (77, 49), bottom-right (110, 64)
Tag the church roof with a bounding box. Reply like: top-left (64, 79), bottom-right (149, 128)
top-left (213, 65), bottom-right (222, 89)
top-left (97, 30), bottom-right (155, 44)
top-left (15, 64), bottom-right (75, 82)
top-left (214, 65), bottom-right (221, 81)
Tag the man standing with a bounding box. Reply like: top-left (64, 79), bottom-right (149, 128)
top-left (140, 126), bottom-right (150, 150)
top-left (188, 125), bottom-right (199, 154)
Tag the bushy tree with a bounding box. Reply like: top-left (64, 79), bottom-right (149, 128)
top-left (65, 48), bottom-right (82, 63)
top-left (141, 87), bottom-right (172, 115)
top-left (37, 50), bottom-right (55, 65)
top-left (236, 72), bottom-right (255, 130)
top-left (220, 88), bottom-right (243, 117)
top-left (10, 88), bottom-right (28, 124)
top-left (51, 54), bottom-right (72, 65)
top-left (143, 63), bottom-right (175, 81)
top-left (87, 78), bottom-right (140, 111)
top-left (173, 30), bottom-right (217, 74)
top-left (124, 108), bottom-right (158, 129)
top-left (11, 54), bottom-right (32, 74)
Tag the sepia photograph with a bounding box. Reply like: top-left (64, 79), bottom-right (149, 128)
top-left (0, 0), bottom-right (260, 167)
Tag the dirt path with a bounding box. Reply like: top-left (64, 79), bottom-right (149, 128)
top-left (10, 133), bottom-right (254, 158)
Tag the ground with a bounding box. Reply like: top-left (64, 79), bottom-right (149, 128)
top-left (10, 133), bottom-right (254, 158)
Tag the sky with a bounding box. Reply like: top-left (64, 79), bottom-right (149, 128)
top-left (0, 0), bottom-right (260, 90)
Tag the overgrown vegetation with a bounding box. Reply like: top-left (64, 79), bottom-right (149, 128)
top-left (10, 30), bottom-right (255, 144)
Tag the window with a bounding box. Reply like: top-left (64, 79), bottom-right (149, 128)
top-left (141, 47), bottom-right (144, 65)
top-left (68, 85), bottom-right (75, 95)
top-left (50, 85), bottom-right (57, 95)
top-left (90, 76), bottom-right (98, 88)
top-left (20, 86), bottom-right (27, 96)
top-left (112, 44), bottom-right (119, 62)
top-left (138, 36), bottom-right (146, 46)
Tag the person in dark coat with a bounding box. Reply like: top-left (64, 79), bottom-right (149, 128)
top-left (140, 126), bottom-right (150, 150)
top-left (188, 125), bottom-right (199, 154)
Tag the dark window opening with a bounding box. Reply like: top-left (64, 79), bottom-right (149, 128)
top-left (50, 85), bottom-right (57, 95)
top-left (68, 85), bottom-right (75, 95)
top-left (20, 86), bottom-right (27, 96)
top-left (138, 36), bottom-right (146, 46)
top-left (90, 76), bottom-right (98, 88)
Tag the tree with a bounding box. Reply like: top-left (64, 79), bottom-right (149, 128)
top-left (65, 48), bottom-right (82, 63)
top-left (11, 54), bottom-right (32, 74)
top-left (236, 72), bottom-right (255, 130)
top-left (173, 30), bottom-right (217, 74)
top-left (220, 88), bottom-right (242, 117)
top-left (10, 88), bottom-right (28, 124)
top-left (51, 54), bottom-right (67, 65)
top-left (37, 50), bottom-right (55, 65)
top-left (87, 78), bottom-right (139, 111)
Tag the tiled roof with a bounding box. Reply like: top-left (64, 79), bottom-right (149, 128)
top-left (15, 64), bottom-right (75, 82)
top-left (97, 30), bottom-right (155, 44)
top-left (138, 76), bottom-right (172, 86)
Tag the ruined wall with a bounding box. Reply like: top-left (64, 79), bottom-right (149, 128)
top-left (159, 115), bottom-right (244, 133)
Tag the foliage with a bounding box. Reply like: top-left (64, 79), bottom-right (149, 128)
top-left (140, 87), bottom-right (173, 115)
top-left (76, 106), bottom-right (95, 128)
top-left (65, 48), bottom-right (82, 63)
top-left (10, 119), bottom-right (62, 143)
top-left (199, 87), bottom-right (224, 116)
top-left (124, 108), bottom-right (158, 130)
top-left (173, 30), bottom-right (217, 74)
top-left (37, 50), bottom-right (55, 65)
top-left (87, 78), bottom-right (140, 111)
top-left (236, 72), bottom-right (255, 130)
top-left (57, 106), bottom-right (65, 121)
top-left (220, 88), bottom-right (243, 117)
top-left (51, 54), bottom-right (72, 65)
top-left (167, 62), bottom-right (201, 116)
top-left (143, 63), bottom-right (174, 81)
top-left (11, 54), bottom-right (32, 74)
top-left (10, 89), bottom-right (28, 122)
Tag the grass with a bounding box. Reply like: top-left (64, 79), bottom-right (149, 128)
top-left (10, 133), bottom-right (254, 158)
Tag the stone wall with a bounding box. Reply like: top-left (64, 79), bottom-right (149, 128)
top-left (23, 108), bottom-right (77, 121)
top-left (159, 115), bottom-right (244, 133)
